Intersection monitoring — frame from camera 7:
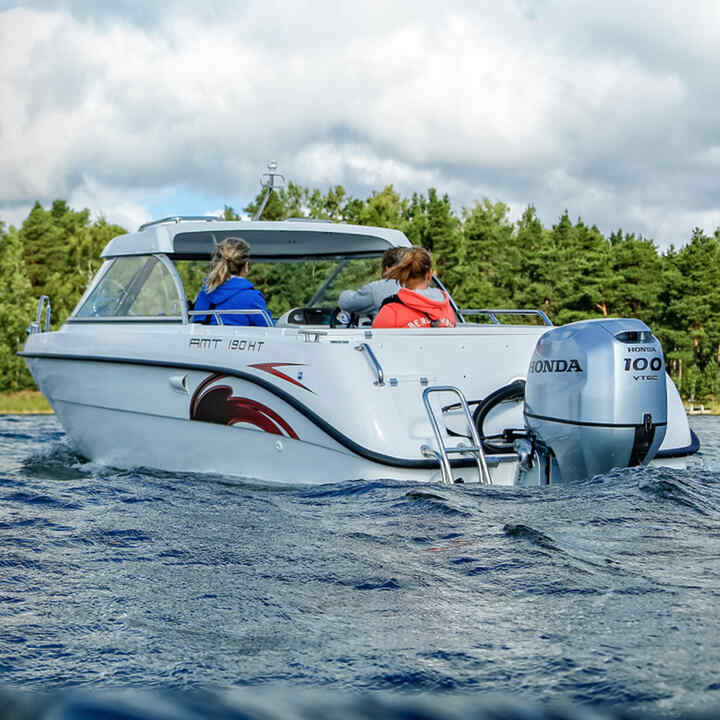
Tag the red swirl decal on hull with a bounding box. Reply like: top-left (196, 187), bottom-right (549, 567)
top-left (190, 373), bottom-right (298, 439)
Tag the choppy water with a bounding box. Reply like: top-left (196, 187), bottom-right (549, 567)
top-left (1, 414), bottom-right (720, 719)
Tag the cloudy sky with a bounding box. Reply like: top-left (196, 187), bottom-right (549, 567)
top-left (1, 0), bottom-right (719, 248)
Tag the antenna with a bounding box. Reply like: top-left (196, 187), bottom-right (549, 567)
top-left (253, 161), bottom-right (285, 220)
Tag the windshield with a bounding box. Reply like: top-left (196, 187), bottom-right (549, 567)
top-left (175, 257), bottom-right (383, 317)
top-left (75, 256), bottom-right (183, 318)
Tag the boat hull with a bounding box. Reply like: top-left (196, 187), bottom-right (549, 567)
top-left (22, 321), bottom-right (697, 486)
top-left (25, 353), bottom-right (522, 485)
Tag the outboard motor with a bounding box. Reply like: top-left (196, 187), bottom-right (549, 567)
top-left (521, 318), bottom-right (667, 484)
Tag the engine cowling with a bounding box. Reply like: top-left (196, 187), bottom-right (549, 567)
top-left (523, 318), bottom-right (667, 483)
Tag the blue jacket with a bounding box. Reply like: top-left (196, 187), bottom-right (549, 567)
top-left (192, 277), bottom-right (273, 326)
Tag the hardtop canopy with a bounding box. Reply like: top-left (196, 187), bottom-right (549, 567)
top-left (101, 218), bottom-right (412, 261)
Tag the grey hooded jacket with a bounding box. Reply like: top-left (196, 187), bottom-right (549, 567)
top-left (338, 278), bottom-right (401, 317)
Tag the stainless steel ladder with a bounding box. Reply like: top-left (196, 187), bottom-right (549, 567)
top-left (421, 385), bottom-right (491, 485)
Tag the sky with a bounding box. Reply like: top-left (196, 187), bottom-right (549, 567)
top-left (1, 0), bottom-right (719, 249)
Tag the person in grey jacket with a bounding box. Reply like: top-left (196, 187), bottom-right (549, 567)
top-left (338, 247), bottom-right (407, 318)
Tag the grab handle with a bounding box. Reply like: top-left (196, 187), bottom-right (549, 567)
top-left (355, 343), bottom-right (385, 386)
top-left (27, 295), bottom-right (51, 334)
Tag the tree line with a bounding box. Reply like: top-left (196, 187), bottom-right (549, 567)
top-left (1, 186), bottom-right (719, 402)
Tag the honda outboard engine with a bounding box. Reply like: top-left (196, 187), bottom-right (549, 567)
top-left (521, 318), bottom-right (667, 484)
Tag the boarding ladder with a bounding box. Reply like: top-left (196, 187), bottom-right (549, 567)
top-left (421, 386), bottom-right (491, 486)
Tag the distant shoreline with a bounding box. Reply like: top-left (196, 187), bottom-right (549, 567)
top-left (0, 391), bottom-right (52, 414)
top-left (0, 410), bottom-right (54, 415)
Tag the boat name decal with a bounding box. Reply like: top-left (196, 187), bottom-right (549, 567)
top-left (529, 359), bottom-right (583, 373)
top-left (189, 337), bottom-right (265, 352)
top-left (229, 339), bottom-right (265, 352)
top-left (189, 337), bottom-right (223, 349)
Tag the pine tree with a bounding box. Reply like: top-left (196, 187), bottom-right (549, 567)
top-left (453, 198), bottom-right (516, 309)
top-left (513, 205), bottom-right (553, 315)
top-left (664, 228), bottom-right (720, 399)
top-left (355, 186), bottom-right (406, 228)
top-left (4, 187), bottom-right (719, 403)
top-left (0, 223), bottom-right (36, 390)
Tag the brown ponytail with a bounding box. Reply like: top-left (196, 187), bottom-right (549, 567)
top-left (385, 247), bottom-right (432, 286)
top-left (205, 237), bottom-right (250, 293)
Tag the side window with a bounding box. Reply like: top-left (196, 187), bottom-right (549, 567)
top-left (127, 260), bottom-right (182, 316)
top-left (75, 256), bottom-right (182, 318)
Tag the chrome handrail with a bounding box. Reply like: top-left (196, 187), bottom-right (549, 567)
top-left (460, 308), bottom-right (552, 326)
top-left (355, 342), bottom-right (385, 386)
top-left (187, 308), bottom-right (274, 326)
top-left (27, 295), bottom-right (51, 334)
top-left (138, 216), bottom-right (222, 231)
top-left (421, 443), bottom-right (452, 486)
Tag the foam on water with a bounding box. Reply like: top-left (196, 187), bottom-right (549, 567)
top-left (1, 414), bottom-right (720, 718)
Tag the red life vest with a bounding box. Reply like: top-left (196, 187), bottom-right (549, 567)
top-left (371, 289), bottom-right (457, 329)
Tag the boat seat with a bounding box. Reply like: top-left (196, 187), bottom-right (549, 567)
top-left (275, 307), bottom-right (366, 328)
top-left (275, 307), bottom-right (334, 328)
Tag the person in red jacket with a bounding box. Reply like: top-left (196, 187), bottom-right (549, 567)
top-left (372, 247), bottom-right (457, 329)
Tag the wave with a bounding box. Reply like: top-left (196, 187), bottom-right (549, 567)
top-left (502, 523), bottom-right (560, 551)
top-left (20, 441), bottom-right (93, 481)
top-left (637, 468), bottom-right (720, 517)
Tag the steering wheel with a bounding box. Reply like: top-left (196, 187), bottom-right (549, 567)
top-left (330, 306), bottom-right (358, 328)
top-left (91, 278), bottom-right (127, 316)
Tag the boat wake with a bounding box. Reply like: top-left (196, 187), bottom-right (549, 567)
top-left (20, 440), bottom-right (93, 481)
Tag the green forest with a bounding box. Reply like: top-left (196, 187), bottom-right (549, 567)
top-left (2, 183), bottom-right (720, 404)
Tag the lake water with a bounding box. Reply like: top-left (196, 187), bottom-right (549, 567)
top-left (1, 414), bottom-right (720, 719)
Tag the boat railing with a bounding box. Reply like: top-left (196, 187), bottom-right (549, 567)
top-left (187, 308), bottom-right (274, 326)
top-left (27, 296), bottom-right (51, 334)
top-left (460, 308), bottom-right (552, 326)
top-left (138, 216), bottom-right (222, 231)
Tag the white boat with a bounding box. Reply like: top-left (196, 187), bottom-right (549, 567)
top-left (21, 216), bottom-right (699, 486)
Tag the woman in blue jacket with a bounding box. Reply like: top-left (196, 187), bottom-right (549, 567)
top-left (192, 237), bottom-right (272, 326)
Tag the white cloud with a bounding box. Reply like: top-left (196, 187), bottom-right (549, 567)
top-left (66, 174), bottom-right (151, 231)
top-left (629, 205), bottom-right (720, 247)
top-left (294, 142), bottom-right (440, 191)
top-left (1, 1), bottom-right (720, 248)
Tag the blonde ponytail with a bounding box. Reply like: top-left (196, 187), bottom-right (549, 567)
top-left (205, 237), bottom-right (251, 293)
